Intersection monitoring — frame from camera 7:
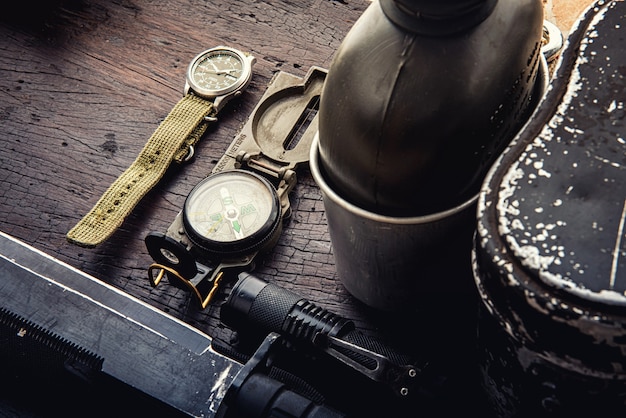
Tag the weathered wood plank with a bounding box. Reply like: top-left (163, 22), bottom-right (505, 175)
top-left (0, 0), bottom-right (377, 350)
top-left (0, 0), bottom-right (597, 415)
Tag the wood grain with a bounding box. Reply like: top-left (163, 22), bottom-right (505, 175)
top-left (0, 0), bottom-right (599, 415)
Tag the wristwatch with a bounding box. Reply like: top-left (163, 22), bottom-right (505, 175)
top-left (67, 46), bottom-right (256, 248)
top-left (145, 66), bottom-right (328, 309)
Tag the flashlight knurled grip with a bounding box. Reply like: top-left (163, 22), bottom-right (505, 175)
top-left (222, 272), bottom-right (419, 397)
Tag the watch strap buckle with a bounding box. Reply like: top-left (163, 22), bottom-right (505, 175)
top-left (172, 100), bottom-right (217, 164)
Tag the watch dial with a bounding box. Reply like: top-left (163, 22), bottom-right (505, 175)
top-left (190, 49), bottom-right (244, 93)
top-left (183, 171), bottom-right (281, 253)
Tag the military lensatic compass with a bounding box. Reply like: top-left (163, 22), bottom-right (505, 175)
top-left (145, 66), bottom-right (327, 308)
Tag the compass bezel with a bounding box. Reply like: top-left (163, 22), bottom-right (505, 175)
top-left (182, 170), bottom-right (282, 257)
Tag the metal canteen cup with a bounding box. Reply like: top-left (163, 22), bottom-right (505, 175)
top-left (310, 55), bottom-right (549, 312)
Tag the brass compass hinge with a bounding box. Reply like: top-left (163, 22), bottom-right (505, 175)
top-left (236, 151), bottom-right (297, 218)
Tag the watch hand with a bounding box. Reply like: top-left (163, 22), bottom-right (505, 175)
top-left (207, 69), bottom-right (238, 76)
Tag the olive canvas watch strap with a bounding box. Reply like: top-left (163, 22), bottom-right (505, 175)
top-left (67, 94), bottom-right (214, 248)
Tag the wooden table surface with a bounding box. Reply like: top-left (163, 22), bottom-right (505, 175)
top-left (0, 0), bottom-right (595, 416)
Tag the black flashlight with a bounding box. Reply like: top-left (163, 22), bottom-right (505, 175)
top-left (221, 272), bottom-right (421, 398)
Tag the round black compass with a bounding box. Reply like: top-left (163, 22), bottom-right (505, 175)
top-left (182, 170), bottom-right (282, 256)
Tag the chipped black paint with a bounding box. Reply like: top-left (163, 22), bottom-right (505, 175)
top-left (473, 1), bottom-right (626, 416)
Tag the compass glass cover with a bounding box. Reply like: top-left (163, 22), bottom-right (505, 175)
top-left (183, 171), bottom-right (279, 247)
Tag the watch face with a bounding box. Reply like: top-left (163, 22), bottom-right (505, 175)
top-left (187, 47), bottom-right (251, 98)
top-left (182, 170), bottom-right (282, 256)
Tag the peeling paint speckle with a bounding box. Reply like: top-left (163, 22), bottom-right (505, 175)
top-left (473, 3), bottom-right (626, 412)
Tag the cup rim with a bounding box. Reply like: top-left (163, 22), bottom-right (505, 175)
top-left (310, 54), bottom-right (549, 226)
top-left (309, 133), bottom-right (479, 225)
